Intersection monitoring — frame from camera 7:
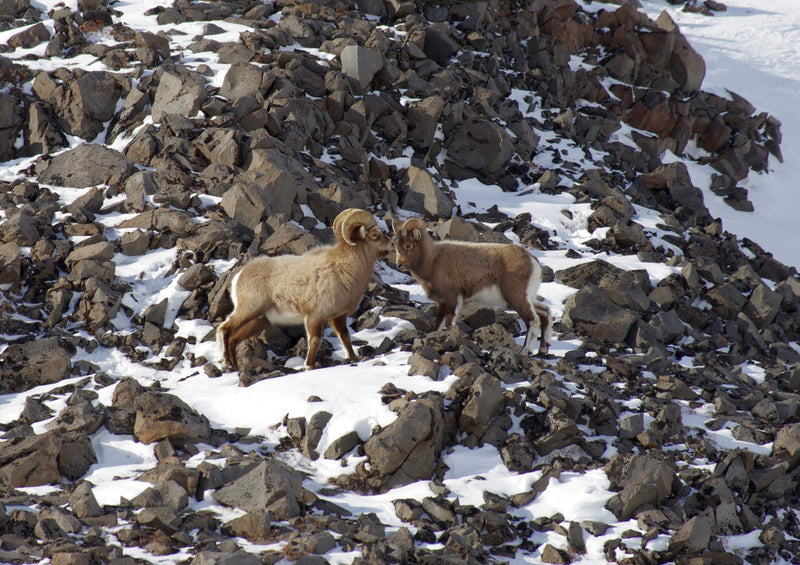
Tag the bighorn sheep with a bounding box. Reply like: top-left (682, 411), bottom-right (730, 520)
top-left (392, 217), bottom-right (552, 355)
top-left (217, 209), bottom-right (392, 370)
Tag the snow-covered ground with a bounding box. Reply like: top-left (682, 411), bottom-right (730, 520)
top-left (640, 0), bottom-right (800, 270)
top-left (1, 0), bottom-right (800, 563)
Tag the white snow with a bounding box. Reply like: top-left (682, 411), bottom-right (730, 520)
top-left (1, 0), bottom-right (799, 563)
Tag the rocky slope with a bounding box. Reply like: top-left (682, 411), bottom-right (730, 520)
top-left (1, 0), bottom-right (799, 563)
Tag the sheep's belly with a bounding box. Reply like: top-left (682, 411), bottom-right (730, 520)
top-left (266, 308), bottom-right (305, 326)
top-left (463, 285), bottom-right (507, 309)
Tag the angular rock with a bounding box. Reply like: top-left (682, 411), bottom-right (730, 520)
top-left (669, 514), bottom-right (712, 553)
top-left (212, 460), bottom-right (303, 518)
top-left (459, 374), bottom-right (505, 438)
top-left (56, 431), bottom-right (98, 482)
top-left (340, 45), bottom-right (383, 90)
top-left (69, 481), bottom-right (103, 519)
top-left (562, 284), bottom-right (638, 344)
top-left (445, 119), bottom-right (514, 182)
top-left (38, 144), bottom-right (136, 188)
top-left (220, 510), bottom-right (272, 542)
top-left (133, 391), bottom-right (212, 446)
top-left (364, 396), bottom-right (445, 490)
top-left (0, 337), bottom-right (73, 394)
top-left (151, 70), bottom-right (207, 122)
top-left (401, 166), bottom-right (454, 218)
top-left (0, 431), bottom-right (62, 487)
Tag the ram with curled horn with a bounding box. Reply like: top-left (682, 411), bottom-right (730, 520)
top-left (217, 208), bottom-right (392, 370)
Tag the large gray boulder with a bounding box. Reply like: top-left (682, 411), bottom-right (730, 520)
top-left (38, 144), bottom-right (136, 188)
top-left (0, 431), bottom-right (62, 487)
top-left (340, 45), bottom-right (383, 90)
top-left (212, 460), bottom-right (304, 518)
top-left (364, 396), bottom-right (445, 491)
top-left (562, 284), bottom-right (639, 344)
top-left (219, 63), bottom-right (272, 101)
top-left (133, 392), bottom-right (212, 446)
top-left (444, 119), bottom-right (514, 182)
top-left (401, 166), bottom-right (454, 218)
top-left (0, 337), bottom-right (73, 394)
top-left (151, 70), bottom-right (207, 122)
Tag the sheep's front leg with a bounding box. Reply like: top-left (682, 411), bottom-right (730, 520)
top-left (303, 317), bottom-right (324, 370)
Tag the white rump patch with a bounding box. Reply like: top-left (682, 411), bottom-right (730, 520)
top-left (464, 285), bottom-right (507, 309)
top-left (526, 260), bottom-right (542, 306)
top-left (230, 270), bottom-right (241, 309)
top-left (266, 309), bottom-right (305, 326)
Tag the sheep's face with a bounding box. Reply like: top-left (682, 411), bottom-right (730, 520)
top-left (392, 219), bottom-right (424, 269)
top-left (348, 221), bottom-right (391, 257)
top-left (365, 225), bottom-right (392, 257)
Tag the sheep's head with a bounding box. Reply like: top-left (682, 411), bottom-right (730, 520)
top-left (333, 208), bottom-right (391, 257)
top-left (391, 217), bottom-right (426, 269)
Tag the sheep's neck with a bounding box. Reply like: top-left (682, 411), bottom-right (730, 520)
top-left (411, 238), bottom-right (436, 280)
top-left (342, 245), bottom-right (370, 288)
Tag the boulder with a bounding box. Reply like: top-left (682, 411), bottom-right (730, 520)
top-left (364, 396), bottom-right (445, 490)
top-left (340, 45), bottom-right (383, 90)
top-left (151, 70), bottom-right (207, 122)
top-left (8, 22), bottom-right (50, 49)
top-left (133, 391), bottom-right (212, 446)
top-left (38, 144), bottom-right (136, 188)
top-left (445, 119), bottom-right (514, 182)
top-left (401, 166), bottom-right (454, 218)
top-left (212, 460), bottom-right (303, 518)
top-left (0, 337), bottom-right (73, 393)
top-left (0, 431), bottom-right (62, 487)
top-left (561, 284), bottom-right (638, 344)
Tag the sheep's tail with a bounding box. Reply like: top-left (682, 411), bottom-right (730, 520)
top-left (216, 271), bottom-right (240, 364)
top-left (216, 318), bottom-right (230, 362)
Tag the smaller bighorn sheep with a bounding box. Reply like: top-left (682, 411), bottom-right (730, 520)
top-left (217, 209), bottom-right (391, 370)
top-left (392, 217), bottom-right (551, 355)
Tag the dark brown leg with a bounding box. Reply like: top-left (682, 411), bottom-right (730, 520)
top-left (330, 315), bottom-right (357, 362)
top-left (303, 318), bottom-right (324, 369)
top-left (434, 303), bottom-right (456, 331)
top-left (226, 315), bottom-right (270, 368)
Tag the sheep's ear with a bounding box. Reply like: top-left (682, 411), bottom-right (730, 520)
top-left (347, 223), bottom-right (367, 243)
top-left (412, 229), bottom-right (421, 241)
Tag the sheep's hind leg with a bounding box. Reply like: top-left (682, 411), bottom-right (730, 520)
top-left (534, 302), bottom-right (552, 355)
top-left (303, 318), bottom-right (324, 370)
top-left (226, 315), bottom-right (270, 369)
top-left (434, 302), bottom-right (457, 331)
top-left (330, 315), bottom-right (358, 362)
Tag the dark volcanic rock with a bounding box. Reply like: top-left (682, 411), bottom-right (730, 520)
top-left (562, 284), bottom-right (639, 344)
top-left (38, 143), bottom-right (136, 187)
top-left (0, 337), bottom-right (74, 393)
top-left (213, 460), bottom-right (304, 518)
top-left (133, 391), bottom-right (212, 446)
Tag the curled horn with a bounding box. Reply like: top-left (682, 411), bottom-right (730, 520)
top-left (335, 208), bottom-right (376, 246)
